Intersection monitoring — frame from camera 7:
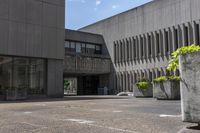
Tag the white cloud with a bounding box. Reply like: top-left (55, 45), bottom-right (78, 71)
top-left (96, 0), bottom-right (101, 5)
top-left (112, 5), bottom-right (118, 9)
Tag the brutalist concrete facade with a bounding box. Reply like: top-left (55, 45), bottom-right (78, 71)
top-left (0, 0), bottom-right (65, 98)
top-left (79, 0), bottom-right (200, 93)
top-left (64, 30), bottom-right (112, 95)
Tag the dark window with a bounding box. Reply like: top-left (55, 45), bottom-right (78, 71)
top-left (86, 44), bottom-right (95, 54)
top-left (95, 45), bottom-right (101, 54)
top-left (70, 42), bottom-right (76, 52)
top-left (81, 43), bottom-right (86, 53)
top-left (76, 42), bottom-right (81, 53)
top-left (65, 41), bottom-right (71, 54)
top-left (185, 26), bottom-right (189, 46)
top-left (141, 37), bottom-right (143, 58)
top-left (196, 24), bottom-right (199, 44)
top-left (165, 31), bottom-right (169, 53)
top-left (175, 29), bottom-right (178, 49)
top-left (156, 33), bottom-right (160, 54)
top-left (148, 35), bottom-right (151, 56)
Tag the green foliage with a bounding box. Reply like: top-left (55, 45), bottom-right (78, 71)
top-left (64, 80), bottom-right (70, 90)
top-left (153, 76), bottom-right (166, 82)
top-left (153, 76), bottom-right (181, 83)
top-left (168, 76), bottom-right (181, 81)
top-left (167, 44), bottom-right (200, 72)
top-left (136, 79), bottom-right (150, 91)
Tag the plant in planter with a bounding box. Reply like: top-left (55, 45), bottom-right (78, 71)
top-left (134, 79), bottom-right (153, 97)
top-left (167, 44), bottom-right (200, 124)
top-left (153, 75), bottom-right (181, 100)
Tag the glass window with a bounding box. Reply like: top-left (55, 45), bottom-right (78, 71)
top-left (65, 41), bottom-right (71, 54)
top-left (76, 42), bottom-right (81, 53)
top-left (95, 45), bottom-right (101, 54)
top-left (65, 41), bottom-right (70, 48)
top-left (70, 42), bottom-right (76, 52)
top-left (0, 56), bottom-right (46, 99)
top-left (86, 44), bottom-right (95, 54)
top-left (81, 43), bottom-right (86, 53)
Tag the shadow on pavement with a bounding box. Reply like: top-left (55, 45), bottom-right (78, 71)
top-left (0, 95), bottom-right (132, 104)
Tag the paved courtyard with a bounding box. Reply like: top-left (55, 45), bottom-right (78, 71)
top-left (0, 96), bottom-right (199, 133)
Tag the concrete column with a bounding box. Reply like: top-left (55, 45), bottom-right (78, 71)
top-left (47, 59), bottom-right (63, 98)
top-left (113, 41), bottom-right (116, 65)
top-left (138, 35), bottom-right (142, 61)
top-left (178, 25), bottom-right (183, 48)
top-left (119, 73), bottom-right (122, 92)
top-left (119, 40), bottom-right (122, 65)
top-left (130, 37), bottom-right (134, 62)
top-left (188, 22), bottom-right (194, 45)
top-left (163, 29), bottom-right (168, 56)
top-left (151, 32), bottom-right (155, 59)
top-left (116, 41), bottom-right (120, 65)
top-left (171, 26), bottom-right (176, 52)
top-left (145, 34), bottom-right (151, 59)
top-left (124, 39), bottom-right (127, 64)
top-left (193, 21), bottom-right (198, 44)
top-left (159, 30), bottom-right (164, 57)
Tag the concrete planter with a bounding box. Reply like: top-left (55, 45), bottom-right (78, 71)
top-left (133, 84), bottom-right (153, 97)
top-left (179, 51), bottom-right (200, 123)
top-left (153, 81), bottom-right (180, 100)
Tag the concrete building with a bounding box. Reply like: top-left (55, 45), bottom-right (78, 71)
top-left (0, 0), bottom-right (65, 100)
top-left (64, 29), bottom-right (111, 95)
top-left (79, 0), bottom-right (200, 93)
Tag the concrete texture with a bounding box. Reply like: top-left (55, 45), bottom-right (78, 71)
top-left (153, 81), bottom-right (180, 100)
top-left (0, 96), bottom-right (199, 133)
top-left (79, 0), bottom-right (200, 94)
top-left (179, 51), bottom-right (200, 123)
top-left (0, 0), bottom-right (65, 59)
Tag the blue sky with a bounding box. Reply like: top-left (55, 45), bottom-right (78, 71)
top-left (65, 0), bottom-right (152, 30)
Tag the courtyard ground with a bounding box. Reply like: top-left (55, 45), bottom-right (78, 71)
top-left (0, 96), bottom-right (199, 133)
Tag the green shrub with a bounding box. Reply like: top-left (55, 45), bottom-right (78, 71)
top-left (153, 76), bottom-right (166, 82)
top-left (153, 76), bottom-right (181, 83)
top-left (136, 79), bottom-right (150, 91)
top-left (167, 44), bottom-right (200, 72)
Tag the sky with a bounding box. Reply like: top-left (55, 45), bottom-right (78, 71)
top-left (65, 0), bottom-right (153, 30)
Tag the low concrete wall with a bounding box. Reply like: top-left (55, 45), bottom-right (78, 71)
top-left (179, 51), bottom-right (200, 123)
top-left (153, 81), bottom-right (180, 100)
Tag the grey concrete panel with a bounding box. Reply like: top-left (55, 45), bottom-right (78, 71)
top-left (47, 59), bottom-right (56, 97)
top-left (8, 21), bottom-right (26, 55)
top-left (42, 27), bottom-right (58, 58)
top-left (43, 3), bottom-right (57, 28)
top-left (57, 29), bottom-right (65, 58)
top-left (0, 0), bottom-right (9, 19)
top-left (0, 19), bottom-right (9, 54)
top-left (9, 0), bottom-right (26, 22)
top-left (57, 6), bottom-right (65, 29)
top-left (27, 0), bottom-right (43, 25)
top-left (47, 59), bottom-right (64, 98)
top-left (26, 24), bottom-right (42, 57)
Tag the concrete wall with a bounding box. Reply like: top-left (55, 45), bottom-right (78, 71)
top-left (79, 0), bottom-right (200, 93)
top-left (64, 55), bottom-right (110, 74)
top-left (47, 59), bottom-right (63, 97)
top-left (0, 0), bottom-right (65, 59)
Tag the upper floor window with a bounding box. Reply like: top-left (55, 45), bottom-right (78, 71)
top-left (65, 41), bottom-right (102, 55)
